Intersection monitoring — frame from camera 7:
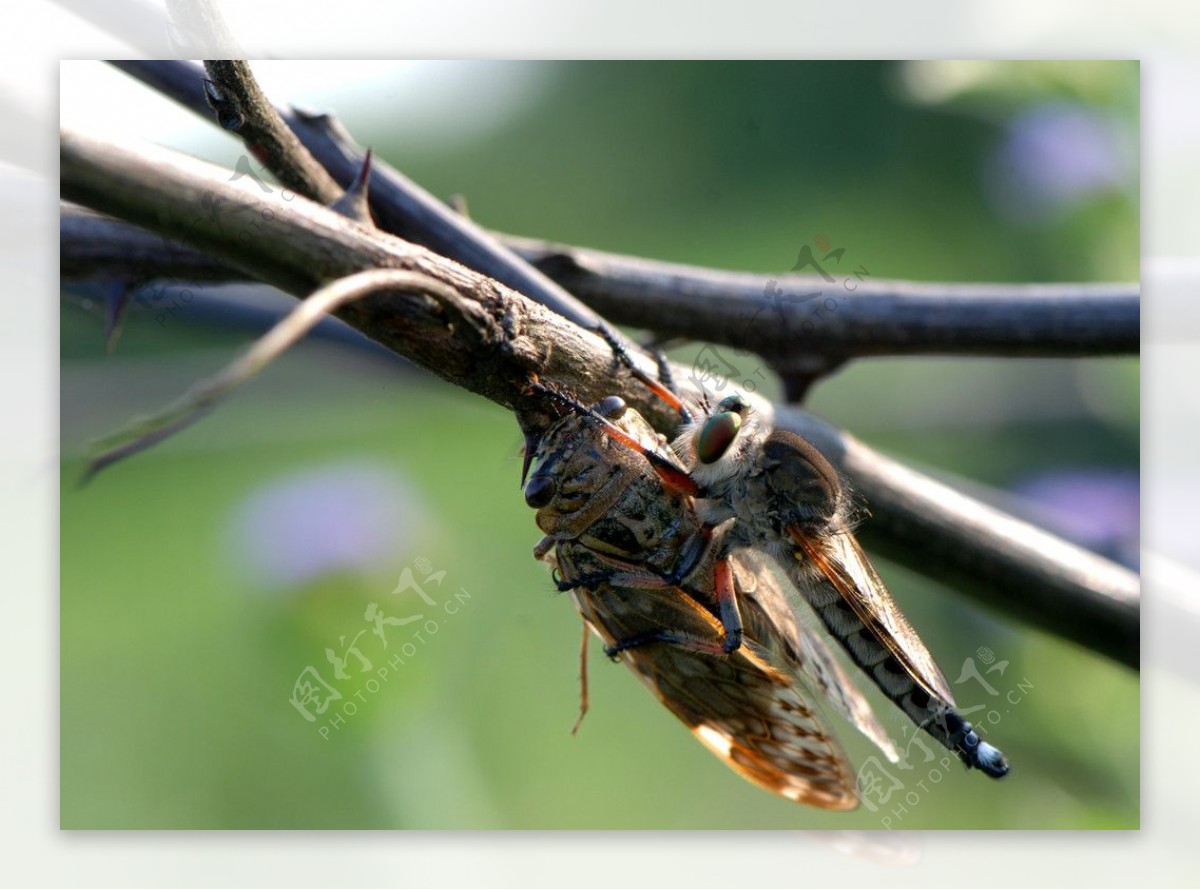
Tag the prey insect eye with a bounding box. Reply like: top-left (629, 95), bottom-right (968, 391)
top-left (596, 396), bottom-right (628, 419)
top-left (523, 474), bottom-right (556, 508)
top-left (696, 411), bottom-right (742, 464)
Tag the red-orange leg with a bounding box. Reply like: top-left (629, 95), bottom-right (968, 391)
top-left (713, 556), bottom-right (744, 654)
top-left (589, 416), bottom-right (700, 498)
top-left (594, 323), bottom-right (695, 425)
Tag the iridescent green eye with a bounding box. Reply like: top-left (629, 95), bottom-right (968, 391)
top-left (697, 411), bottom-right (741, 464)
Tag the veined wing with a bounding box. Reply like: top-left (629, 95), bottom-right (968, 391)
top-left (788, 526), bottom-right (956, 707)
top-left (568, 569), bottom-right (860, 810)
top-left (733, 550), bottom-right (900, 764)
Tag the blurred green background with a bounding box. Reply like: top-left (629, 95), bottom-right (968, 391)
top-left (60, 61), bottom-right (1139, 829)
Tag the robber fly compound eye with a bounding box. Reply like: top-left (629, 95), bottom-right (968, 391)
top-left (596, 396), bottom-right (628, 419)
top-left (696, 410), bottom-right (742, 465)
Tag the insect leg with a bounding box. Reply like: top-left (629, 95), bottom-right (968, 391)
top-left (594, 323), bottom-right (694, 425)
top-left (566, 561), bottom-right (745, 657)
top-left (649, 341), bottom-right (680, 397)
top-left (574, 564), bottom-right (744, 656)
top-left (571, 621), bottom-right (590, 735)
top-left (557, 545), bottom-right (744, 659)
top-left (555, 564), bottom-right (687, 594)
top-left (603, 628), bottom-right (731, 659)
top-left (712, 556), bottom-right (745, 654)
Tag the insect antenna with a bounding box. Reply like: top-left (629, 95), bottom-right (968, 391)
top-left (522, 376), bottom-right (598, 421)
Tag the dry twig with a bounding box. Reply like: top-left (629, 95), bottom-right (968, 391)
top-left (60, 126), bottom-right (1139, 667)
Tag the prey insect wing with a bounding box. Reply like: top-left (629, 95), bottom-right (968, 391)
top-left (556, 542), bottom-right (862, 810)
top-left (734, 549), bottom-right (900, 764)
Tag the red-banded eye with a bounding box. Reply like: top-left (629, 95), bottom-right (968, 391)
top-left (697, 411), bottom-right (741, 464)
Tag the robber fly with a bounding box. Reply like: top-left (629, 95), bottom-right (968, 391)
top-left (580, 327), bottom-right (1008, 777)
top-left (606, 374), bottom-right (1009, 778)
top-left (523, 389), bottom-right (899, 808)
top-left (669, 392), bottom-right (1008, 777)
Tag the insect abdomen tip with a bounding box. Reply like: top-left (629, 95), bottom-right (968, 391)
top-left (972, 740), bottom-right (1010, 778)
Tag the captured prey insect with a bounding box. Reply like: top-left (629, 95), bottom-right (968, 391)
top-left (600, 357), bottom-right (1009, 779)
top-left (523, 386), bottom-right (900, 808)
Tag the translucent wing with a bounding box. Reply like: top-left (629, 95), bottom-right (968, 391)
top-left (562, 545), bottom-right (861, 809)
top-left (788, 526), bottom-right (956, 707)
top-left (733, 550), bottom-right (900, 763)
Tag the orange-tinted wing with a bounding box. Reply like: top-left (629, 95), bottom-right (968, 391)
top-left (566, 569), bottom-right (860, 810)
top-left (733, 550), bottom-right (900, 764)
top-left (789, 527), bottom-right (956, 707)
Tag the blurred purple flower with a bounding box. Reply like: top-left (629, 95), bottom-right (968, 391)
top-left (225, 460), bottom-right (424, 590)
top-left (985, 102), bottom-right (1131, 224)
top-left (1011, 469), bottom-right (1139, 569)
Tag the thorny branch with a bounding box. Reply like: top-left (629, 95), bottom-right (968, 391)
top-left (60, 207), bottom-right (1140, 363)
top-left (60, 128), bottom-right (669, 435)
top-left (60, 126), bottom-right (1139, 668)
top-left (106, 59), bottom-right (1138, 391)
top-left (201, 60), bottom-right (343, 205)
top-left (505, 236), bottom-right (1138, 397)
top-left (109, 59), bottom-right (612, 337)
top-left (501, 235), bottom-right (1140, 359)
top-left (61, 207), bottom-right (234, 285)
top-left (84, 269), bottom-right (465, 482)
